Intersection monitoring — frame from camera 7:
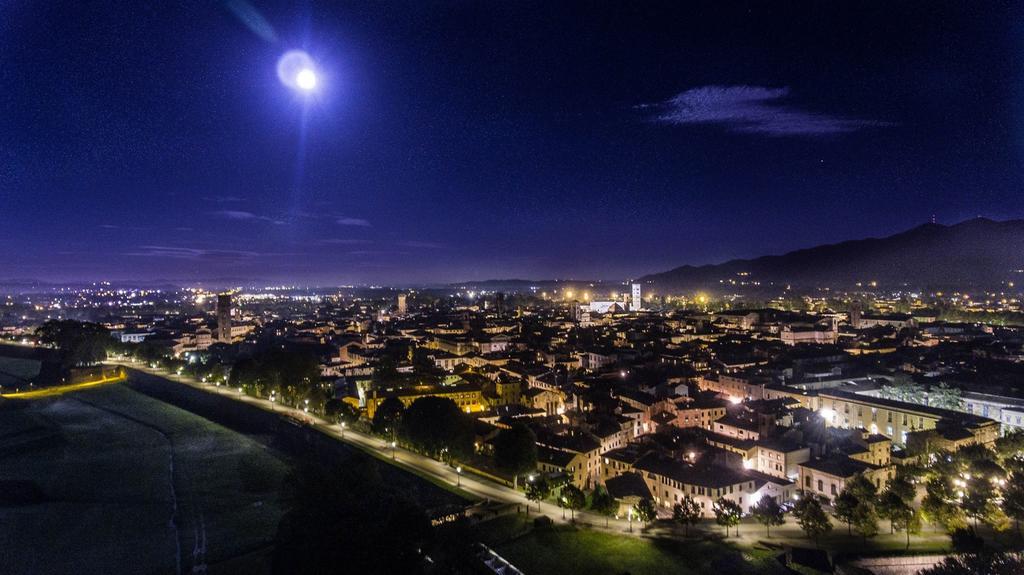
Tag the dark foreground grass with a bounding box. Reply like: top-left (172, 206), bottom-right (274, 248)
top-left (0, 385), bottom-right (289, 575)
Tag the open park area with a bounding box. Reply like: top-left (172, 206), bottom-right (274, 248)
top-left (476, 514), bottom-right (791, 575)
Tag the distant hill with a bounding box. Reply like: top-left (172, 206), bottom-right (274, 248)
top-left (639, 218), bottom-right (1024, 292)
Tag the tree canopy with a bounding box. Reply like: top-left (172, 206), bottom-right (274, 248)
top-left (751, 495), bottom-right (785, 538)
top-left (633, 498), bottom-right (657, 525)
top-left (492, 423), bottom-right (537, 489)
top-left (35, 320), bottom-right (110, 369)
top-left (713, 497), bottom-right (742, 537)
top-left (525, 476), bottom-right (550, 512)
top-left (399, 396), bottom-right (474, 460)
top-left (229, 348), bottom-right (323, 408)
top-left (372, 397), bottom-right (405, 437)
top-left (672, 496), bottom-right (702, 537)
top-left (793, 493), bottom-right (832, 546)
top-left (325, 399), bottom-right (360, 425)
top-left (590, 486), bottom-right (618, 527)
top-left (561, 484), bottom-right (586, 521)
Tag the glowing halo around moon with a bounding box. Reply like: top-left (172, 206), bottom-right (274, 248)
top-left (277, 50), bottom-right (318, 92)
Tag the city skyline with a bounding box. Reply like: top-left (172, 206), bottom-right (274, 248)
top-left (4, 2), bottom-right (1023, 284)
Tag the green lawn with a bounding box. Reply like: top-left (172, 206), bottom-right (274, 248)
top-left (478, 515), bottom-right (789, 575)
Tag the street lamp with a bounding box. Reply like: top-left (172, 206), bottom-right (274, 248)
top-left (340, 421), bottom-right (346, 439)
top-left (270, 394), bottom-right (276, 412)
top-left (391, 440), bottom-right (397, 460)
top-left (456, 466), bottom-right (462, 487)
top-left (628, 507), bottom-right (633, 533)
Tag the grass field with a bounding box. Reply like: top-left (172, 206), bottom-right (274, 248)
top-left (0, 385), bottom-right (289, 575)
top-left (478, 515), bottom-right (790, 575)
top-left (0, 356), bottom-right (40, 387)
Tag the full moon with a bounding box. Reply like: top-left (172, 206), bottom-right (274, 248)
top-left (296, 68), bottom-right (317, 91)
top-left (277, 50), bottom-right (318, 92)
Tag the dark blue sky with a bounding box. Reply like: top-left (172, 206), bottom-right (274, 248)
top-left (3, 1), bottom-right (1023, 285)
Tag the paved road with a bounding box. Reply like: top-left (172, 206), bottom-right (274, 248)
top-left (111, 360), bottom-right (642, 533)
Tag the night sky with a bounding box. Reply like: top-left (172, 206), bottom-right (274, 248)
top-left (3, 2), bottom-right (1023, 286)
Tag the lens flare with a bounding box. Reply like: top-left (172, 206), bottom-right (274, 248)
top-left (277, 50), bottom-right (317, 92)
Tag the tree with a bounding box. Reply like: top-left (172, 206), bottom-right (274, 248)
top-left (930, 382), bottom-right (962, 410)
top-left (886, 476), bottom-right (916, 503)
top-left (793, 494), bottom-right (832, 546)
top-left (325, 399), bottom-right (360, 426)
top-left (832, 490), bottom-right (858, 535)
top-left (995, 430), bottom-right (1024, 461)
top-left (713, 497), bottom-right (742, 537)
top-left (525, 476), bottom-right (550, 513)
top-left (492, 424), bottom-right (537, 490)
top-left (399, 397), bottom-right (474, 460)
top-left (845, 473), bottom-right (879, 503)
top-left (633, 498), bottom-right (657, 527)
top-left (879, 374), bottom-right (925, 405)
top-left (1003, 474), bottom-right (1024, 534)
top-left (918, 552), bottom-right (1024, 575)
top-left (35, 320), bottom-right (110, 369)
top-left (852, 502), bottom-right (879, 541)
top-left (561, 484), bottom-right (586, 521)
top-left (882, 492), bottom-right (919, 549)
top-left (590, 486), bottom-right (618, 528)
top-left (877, 490), bottom-right (905, 535)
top-left (963, 477), bottom-right (995, 529)
top-left (672, 495), bottom-right (702, 537)
top-left (371, 397), bottom-right (405, 437)
top-left (922, 478), bottom-right (968, 533)
top-left (750, 495), bottom-right (785, 538)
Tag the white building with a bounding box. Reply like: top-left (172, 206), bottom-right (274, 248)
top-left (631, 283), bottom-right (642, 311)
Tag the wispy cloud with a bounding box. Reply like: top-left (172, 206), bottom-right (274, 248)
top-left (396, 240), bottom-right (446, 249)
top-left (123, 245), bottom-right (296, 261)
top-left (315, 238), bottom-right (374, 246)
top-left (124, 245), bottom-right (258, 260)
top-left (336, 216), bottom-right (372, 227)
top-left (203, 195), bottom-right (246, 203)
top-left (208, 210), bottom-right (285, 225)
top-left (646, 85), bottom-right (891, 137)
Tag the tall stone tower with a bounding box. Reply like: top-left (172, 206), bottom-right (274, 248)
top-left (631, 283), bottom-right (642, 311)
top-left (397, 293), bottom-right (408, 316)
top-left (849, 301), bottom-right (863, 330)
top-left (216, 293), bottom-right (232, 343)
